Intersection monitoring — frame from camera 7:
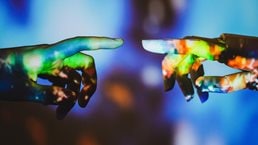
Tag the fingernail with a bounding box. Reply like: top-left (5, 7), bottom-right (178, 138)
top-left (112, 38), bottom-right (124, 47)
top-left (101, 38), bottom-right (123, 49)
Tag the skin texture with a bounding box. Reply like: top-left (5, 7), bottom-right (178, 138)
top-left (0, 37), bottom-right (123, 119)
top-left (142, 33), bottom-right (258, 102)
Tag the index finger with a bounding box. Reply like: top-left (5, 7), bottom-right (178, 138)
top-left (142, 39), bottom-right (205, 54)
top-left (142, 39), bottom-right (225, 60)
top-left (45, 37), bottom-right (124, 60)
top-left (142, 39), bottom-right (200, 54)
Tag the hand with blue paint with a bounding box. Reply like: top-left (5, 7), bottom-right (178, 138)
top-left (0, 37), bottom-right (123, 119)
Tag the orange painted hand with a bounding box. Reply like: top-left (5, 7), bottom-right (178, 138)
top-left (142, 33), bottom-right (258, 102)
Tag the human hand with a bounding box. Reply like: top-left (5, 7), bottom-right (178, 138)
top-left (142, 33), bottom-right (258, 102)
top-left (0, 37), bottom-right (123, 119)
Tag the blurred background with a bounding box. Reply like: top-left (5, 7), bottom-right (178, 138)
top-left (0, 0), bottom-right (258, 145)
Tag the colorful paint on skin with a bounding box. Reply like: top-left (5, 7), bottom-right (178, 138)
top-left (142, 33), bottom-right (258, 102)
top-left (196, 72), bottom-right (257, 93)
top-left (143, 39), bottom-right (225, 60)
top-left (162, 53), bottom-right (184, 78)
top-left (0, 36), bottom-right (123, 119)
top-left (227, 56), bottom-right (258, 71)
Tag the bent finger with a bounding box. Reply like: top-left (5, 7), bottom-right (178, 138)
top-left (190, 64), bottom-right (209, 103)
top-left (27, 81), bottom-right (77, 105)
top-left (39, 67), bottom-right (81, 93)
top-left (176, 74), bottom-right (194, 101)
top-left (195, 71), bottom-right (257, 93)
top-left (162, 53), bottom-right (184, 91)
top-left (142, 38), bottom-right (225, 60)
top-left (63, 53), bottom-right (97, 108)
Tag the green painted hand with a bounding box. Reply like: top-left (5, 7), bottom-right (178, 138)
top-left (0, 37), bottom-right (123, 119)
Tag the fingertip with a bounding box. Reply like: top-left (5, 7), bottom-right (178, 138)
top-left (194, 76), bottom-right (209, 103)
top-left (94, 37), bottom-right (124, 49)
top-left (185, 95), bottom-right (194, 102)
top-left (163, 73), bottom-right (176, 91)
top-left (78, 94), bottom-right (90, 108)
top-left (176, 75), bottom-right (194, 101)
top-left (110, 38), bottom-right (124, 48)
top-left (197, 90), bottom-right (209, 103)
top-left (164, 82), bottom-right (173, 91)
top-left (78, 86), bottom-right (96, 108)
top-left (142, 40), bottom-right (170, 54)
top-left (114, 38), bottom-right (124, 47)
